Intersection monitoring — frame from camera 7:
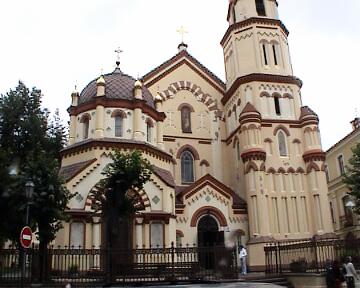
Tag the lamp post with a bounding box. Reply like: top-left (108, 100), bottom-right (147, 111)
top-left (25, 181), bottom-right (34, 226)
top-left (345, 198), bottom-right (356, 226)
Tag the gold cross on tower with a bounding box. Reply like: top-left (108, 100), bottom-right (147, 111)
top-left (177, 26), bottom-right (188, 43)
top-left (114, 47), bottom-right (123, 67)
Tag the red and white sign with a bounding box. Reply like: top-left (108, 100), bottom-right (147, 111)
top-left (20, 226), bottom-right (32, 249)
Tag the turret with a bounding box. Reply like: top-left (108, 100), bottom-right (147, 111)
top-left (155, 93), bottom-right (164, 150)
top-left (134, 79), bottom-right (143, 100)
top-left (96, 75), bottom-right (105, 97)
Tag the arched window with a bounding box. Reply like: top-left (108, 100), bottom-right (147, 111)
top-left (274, 96), bottom-right (281, 115)
top-left (262, 43), bottom-right (268, 66)
top-left (181, 151), bottom-right (195, 183)
top-left (80, 114), bottom-right (91, 140)
top-left (146, 118), bottom-right (154, 143)
top-left (277, 130), bottom-right (287, 156)
top-left (255, 0), bottom-right (266, 16)
top-left (272, 44), bottom-right (278, 66)
top-left (236, 140), bottom-right (241, 168)
top-left (181, 106), bottom-right (192, 133)
top-left (115, 116), bottom-right (123, 137)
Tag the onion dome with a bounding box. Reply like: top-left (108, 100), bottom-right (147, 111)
top-left (79, 67), bottom-right (155, 109)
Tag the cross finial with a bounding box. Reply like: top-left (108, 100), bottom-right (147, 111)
top-left (177, 25), bottom-right (188, 43)
top-left (114, 47), bottom-right (123, 67)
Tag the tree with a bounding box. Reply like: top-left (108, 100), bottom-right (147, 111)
top-left (0, 82), bottom-right (73, 249)
top-left (343, 142), bottom-right (360, 214)
top-left (90, 150), bottom-right (153, 247)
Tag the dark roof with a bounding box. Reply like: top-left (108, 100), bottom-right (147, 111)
top-left (300, 106), bottom-right (318, 120)
top-left (79, 68), bottom-right (155, 109)
top-left (153, 166), bottom-right (175, 188)
top-left (142, 50), bottom-right (225, 91)
top-left (241, 102), bottom-right (260, 114)
top-left (59, 158), bottom-right (97, 182)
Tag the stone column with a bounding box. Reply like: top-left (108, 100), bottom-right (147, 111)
top-left (95, 105), bottom-right (104, 138)
top-left (135, 217), bottom-right (144, 248)
top-left (69, 115), bottom-right (77, 145)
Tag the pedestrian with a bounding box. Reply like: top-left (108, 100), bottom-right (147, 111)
top-left (325, 259), bottom-right (335, 288)
top-left (343, 256), bottom-right (358, 288)
top-left (332, 260), bottom-right (345, 288)
top-left (239, 245), bottom-right (247, 275)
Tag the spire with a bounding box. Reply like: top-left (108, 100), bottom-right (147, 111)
top-left (177, 26), bottom-right (188, 52)
top-left (114, 46), bottom-right (123, 72)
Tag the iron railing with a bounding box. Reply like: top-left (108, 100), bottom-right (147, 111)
top-left (0, 243), bottom-right (238, 287)
top-left (265, 237), bottom-right (360, 274)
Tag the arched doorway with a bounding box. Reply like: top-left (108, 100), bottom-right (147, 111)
top-left (197, 215), bottom-right (225, 269)
top-left (197, 215), bottom-right (224, 247)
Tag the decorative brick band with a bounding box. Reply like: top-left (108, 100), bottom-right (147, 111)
top-left (241, 148), bottom-right (266, 163)
top-left (159, 81), bottom-right (224, 119)
top-left (302, 149), bottom-right (326, 163)
top-left (190, 206), bottom-right (228, 227)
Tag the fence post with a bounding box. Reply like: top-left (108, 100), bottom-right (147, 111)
top-left (171, 241), bottom-right (175, 281)
top-left (313, 238), bottom-right (319, 273)
top-left (277, 242), bottom-right (282, 274)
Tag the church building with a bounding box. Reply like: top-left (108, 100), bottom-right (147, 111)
top-left (57, 0), bottom-right (334, 270)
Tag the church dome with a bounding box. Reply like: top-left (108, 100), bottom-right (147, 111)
top-left (79, 67), bottom-right (155, 109)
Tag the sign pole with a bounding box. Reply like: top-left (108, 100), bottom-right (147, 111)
top-left (20, 226), bottom-right (32, 287)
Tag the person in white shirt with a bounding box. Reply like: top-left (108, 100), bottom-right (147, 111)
top-left (344, 256), bottom-right (358, 288)
top-left (239, 245), bottom-right (247, 275)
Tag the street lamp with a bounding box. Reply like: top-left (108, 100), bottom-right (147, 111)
top-left (345, 199), bottom-right (356, 209)
top-left (25, 181), bottom-right (34, 226)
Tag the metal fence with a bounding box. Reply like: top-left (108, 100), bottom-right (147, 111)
top-left (0, 243), bottom-right (238, 287)
top-left (265, 237), bottom-right (360, 274)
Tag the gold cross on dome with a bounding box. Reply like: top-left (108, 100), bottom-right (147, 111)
top-left (114, 47), bottom-right (123, 66)
top-left (177, 26), bottom-right (188, 43)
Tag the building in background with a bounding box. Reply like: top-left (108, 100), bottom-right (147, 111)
top-left (57, 0), bottom-right (334, 270)
top-left (326, 118), bottom-right (360, 239)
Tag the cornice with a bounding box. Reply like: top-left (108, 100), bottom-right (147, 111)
top-left (61, 138), bottom-right (173, 163)
top-left (68, 98), bottom-right (166, 122)
top-left (303, 149), bottom-right (326, 163)
top-left (241, 148), bottom-right (266, 162)
top-left (222, 74), bottom-right (302, 105)
top-left (221, 17), bottom-right (289, 47)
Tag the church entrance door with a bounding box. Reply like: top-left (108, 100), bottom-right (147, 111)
top-left (197, 215), bottom-right (224, 269)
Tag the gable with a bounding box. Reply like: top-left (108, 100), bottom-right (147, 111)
top-left (143, 50), bottom-right (225, 94)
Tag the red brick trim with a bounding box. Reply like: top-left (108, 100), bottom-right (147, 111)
top-left (267, 167), bottom-right (276, 174)
top-left (273, 125), bottom-right (291, 136)
top-left (190, 206), bottom-right (227, 227)
top-left (69, 98), bottom-right (165, 122)
top-left (111, 109), bottom-right (127, 118)
top-left (302, 149), bottom-right (326, 163)
top-left (296, 167), bottom-right (305, 174)
top-left (200, 159), bottom-right (210, 167)
top-left (80, 113), bottom-right (91, 123)
top-left (287, 167), bottom-right (296, 173)
top-left (278, 167), bottom-right (286, 174)
top-left (61, 139), bottom-right (173, 163)
top-left (178, 103), bottom-right (195, 112)
top-left (141, 212), bottom-right (176, 225)
top-left (245, 161), bottom-right (259, 173)
top-left (222, 74), bottom-right (302, 105)
top-left (176, 230), bottom-right (184, 237)
top-left (221, 17), bottom-right (289, 46)
top-left (306, 161), bottom-right (321, 173)
top-left (176, 144), bottom-right (200, 160)
top-left (241, 148), bottom-right (266, 163)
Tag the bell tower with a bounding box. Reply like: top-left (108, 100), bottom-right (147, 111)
top-left (222, 0), bottom-right (334, 270)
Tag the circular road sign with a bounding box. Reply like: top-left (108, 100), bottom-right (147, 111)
top-left (20, 226), bottom-right (32, 249)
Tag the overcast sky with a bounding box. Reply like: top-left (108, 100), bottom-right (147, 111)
top-left (1, 0), bottom-right (359, 150)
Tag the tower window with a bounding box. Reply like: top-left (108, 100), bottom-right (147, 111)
top-left (262, 44), bottom-right (268, 66)
top-left (274, 97), bottom-right (281, 115)
top-left (114, 116), bottom-right (123, 137)
top-left (146, 118), bottom-right (154, 143)
top-left (181, 151), bottom-right (195, 183)
top-left (255, 0), bottom-right (266, 16)
top-left (272, 45), bottom-right (278, 66)
top-left (80, 114), bottom-right (91, 140)
top-left (277, 131), bottom-right (287, 156)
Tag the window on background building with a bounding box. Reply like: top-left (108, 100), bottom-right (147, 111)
top-left (330, 201), bottom-right (336, 224)
top-left (325, 164), bottom-right (330, 182)
top-left (83, 118), bottom-right (89, 139)
top-left (115, 116), bottom-right (123, 137)
top-left (278, 130), bottom-right (287, 156)
top-left (256, 0), bottom-right (266, 16)
top-left (181, 106), bottom-right (192, 133)
top-left (274, 97), bottom-right (281, 115)
top-left (338, 155), bottom-right (345, 175)
top-left (181, 151), bottom-right (195, 183)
